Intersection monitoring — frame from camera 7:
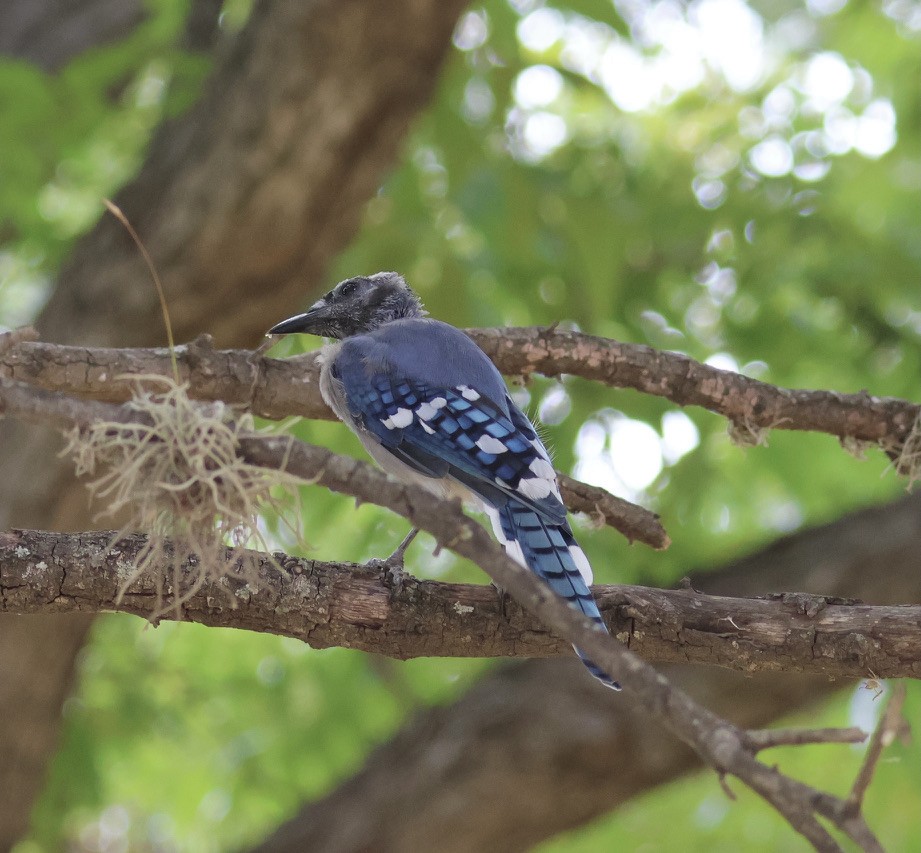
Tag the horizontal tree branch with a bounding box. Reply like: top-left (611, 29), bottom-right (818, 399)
top-left (0, 340), bottom-right (668, 549)
top-left (471, 327), bottom-right (920, 447)
top-left (4, 327), bottom-right (919, 451)
top-left (2, 528), bottom-right (919, 680)
top-left (746, 727), bottom-right (867, 752)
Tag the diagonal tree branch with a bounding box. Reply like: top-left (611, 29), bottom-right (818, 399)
top-left (0, 381), bottom-right (896, 850)
top-left (242, 431), bottom-right (887, 851)
top-left (845, 686), bottom-right (909, 814)
top-left (3, 289), bottom-right (917, 847)
top-left (0, 339), bottom-right (670, 549)
top-left (250, 491), bottom-right (921, 853)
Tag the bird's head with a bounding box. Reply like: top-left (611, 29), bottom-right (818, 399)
top-left (267, 271), bottom-right (426, 339)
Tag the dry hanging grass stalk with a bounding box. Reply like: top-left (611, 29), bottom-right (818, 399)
top-left (63, 375), bottom-right (303, 620)
top-left (890, 408), bottom-right (921, 488)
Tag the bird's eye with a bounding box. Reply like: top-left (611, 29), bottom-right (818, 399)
top-left (338, 280), bottom-right (358, 298)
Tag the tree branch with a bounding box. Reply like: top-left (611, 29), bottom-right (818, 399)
top-left (5, 321), bottom-right (921, 553)
top-left (0, 1), bottom-right (472, 846)
top-left (0, 0), bottom-right (145, 72)
top-left (0, 339), bottom-right (669, 550)
top-left (240, 437), bottom-right (886, 851)
top-left (0, 381), bottom-right (897, 849)
top-left (846, 685), bottom-right (910, 813)
top-left (470, 327), bottom-right (920, 447)
top-left (2, 528), bottom-right (919, 680)
top-left (746, 727), bottom-right (867, 751)
top-left (4, 328), bottom-right (918, 457)
top-left (254, 492), bottom-right (921, 853)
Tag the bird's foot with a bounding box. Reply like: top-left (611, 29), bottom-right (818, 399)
top-left (370, 528), bottom-right (421, 598)
top-left (379, 561), bottom-right (407, 598)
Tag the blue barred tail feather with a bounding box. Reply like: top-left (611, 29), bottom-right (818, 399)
top-left (489, 501), bottom-right (621, 690)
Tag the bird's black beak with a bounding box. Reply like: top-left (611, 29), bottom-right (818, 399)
top-left (267, 303), bottom-right (327, 336)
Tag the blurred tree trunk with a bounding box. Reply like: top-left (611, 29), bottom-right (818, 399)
top-left (0, 0), bottom-right (468, 846)
top-left (251, 493), bottom-right (921, 853)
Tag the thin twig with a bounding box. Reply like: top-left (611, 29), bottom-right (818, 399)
top-left (103, 201), bottom-right (179, 383)
top-left (846, 684), bottom-right (908, 812)
top-left (747, 727), bottom-right (867, 752)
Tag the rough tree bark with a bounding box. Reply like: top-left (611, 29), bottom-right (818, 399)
top-left (4, 527), bottom-right (921, 679)
top-left (251, 492), bottom-right (921, 853)
top-left (0, 1), bottom-right (469, 846)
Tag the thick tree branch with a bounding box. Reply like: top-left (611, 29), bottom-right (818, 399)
top-left (0, 339), bottom-right (669, 549)
top-left (2, 528), bottom-right (920, 680)
top-left (0, 383), bottom-right (894, 849)
top-left (39, 1), bottom-right (472, 350)
top-left (4, 329), bottom-right (918, 455)
top-left (0, 2), bottom-right (472, 845)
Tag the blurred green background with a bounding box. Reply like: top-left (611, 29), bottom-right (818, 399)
top-left (2, 0), bottom-right (919, 849)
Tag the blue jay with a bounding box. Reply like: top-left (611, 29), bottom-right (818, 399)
top-left (268, 272), bottom-right (618, 689)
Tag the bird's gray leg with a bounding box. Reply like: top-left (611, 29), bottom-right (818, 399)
top-left (388, 527), bottom-right (420, 565)
top-left (492, 581), bottom-right (509, 620)
top-left (372, 527), bottom-right (420, 598)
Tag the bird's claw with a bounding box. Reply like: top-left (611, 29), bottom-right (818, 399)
top-left (380, 561), bottom-right (407, 597)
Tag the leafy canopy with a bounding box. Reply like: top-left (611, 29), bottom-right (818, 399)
top-left (3, 0), bottom-right (919, 850)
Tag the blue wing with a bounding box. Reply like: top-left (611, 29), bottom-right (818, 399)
top-left (332, 339), bottom-right (560, 510)
top-left (332, 322), bottom-right (619, 690)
